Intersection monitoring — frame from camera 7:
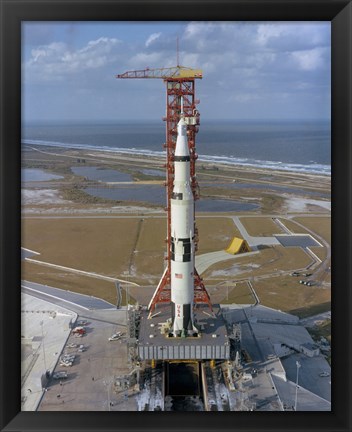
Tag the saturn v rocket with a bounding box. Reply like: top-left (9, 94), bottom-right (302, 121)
top-left (170, 111), bottom-right (199, 338)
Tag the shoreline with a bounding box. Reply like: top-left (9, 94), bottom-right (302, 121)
top-left (22, 142), bottom-right (331, 177)
top-left (21, 144), bottom-right (331, 214)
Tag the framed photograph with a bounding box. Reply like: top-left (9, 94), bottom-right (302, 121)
top-left (1, 0), bottom-right (351, 431)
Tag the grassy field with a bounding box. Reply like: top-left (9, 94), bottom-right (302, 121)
top-left (22, 217), bottom-right (140, 277)
top-left (278, 218), bottom-right (310, 234)
top-left (193, 281), bottom-right (254, 306)
top-left (201, 242), bottom-right (330, 316)
top-left (93, 266), bottom-right (332, 314)
top-left (196, 217), bottom-right (239, 254)
top-left (309, 246), bottom-right (327, 261)
top-left (289, 301), bottom-right (331, 319)
top-left (240, 217), bottom-right (280, 236)
top-left (133, 218), bottom-right (166, 283)
top-left (217, 281), bottom-right (255, 305)
top-left (22, 216), bottom-right (240, 288)
top-left (293, 217), bottom-right (331, 244)
top-left (21, 214), bottom-right (330, 317)
top-left (202, 245), bottom-right (312, 282)
top-left (22, 261), bottom-right (124, 304)
top-left (253, 276), bottom-right (331, 317)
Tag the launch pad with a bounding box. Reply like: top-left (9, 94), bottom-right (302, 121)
top-left (137, 304), bottom-right (230, 361)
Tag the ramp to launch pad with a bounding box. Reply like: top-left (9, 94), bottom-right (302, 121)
top-left (225, 237), bottom-right (251, 255)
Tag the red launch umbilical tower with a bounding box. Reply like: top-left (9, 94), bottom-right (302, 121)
top-left (116, 66), bottom-right (213, 315)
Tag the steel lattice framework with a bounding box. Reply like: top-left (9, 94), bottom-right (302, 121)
top-left (116, 68), bottom-right (213, 315)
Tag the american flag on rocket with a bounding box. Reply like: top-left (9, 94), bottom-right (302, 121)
top-left (175, 273), bottom-right (183, 279)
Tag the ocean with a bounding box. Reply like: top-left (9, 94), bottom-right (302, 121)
top-left (22, 120), bottom-right (331, 176)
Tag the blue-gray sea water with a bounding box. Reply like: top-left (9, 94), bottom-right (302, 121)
top-left (22, 120), bottom-right (331, 176)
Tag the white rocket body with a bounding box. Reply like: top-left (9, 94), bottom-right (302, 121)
top-left (170, 116), bottom-right (198, 337)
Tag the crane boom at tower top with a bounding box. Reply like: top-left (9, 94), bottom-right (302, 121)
top-left (116, 65), bottom-right (202, 80)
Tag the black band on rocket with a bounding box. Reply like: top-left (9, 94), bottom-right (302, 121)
top-left (174, 155), bottom-right (191, 162)
top-left (171, 237), bottom-right (192, 262)
top-left (171, 236), bottom-right (194, 242)
top-left (171, 192), bottom-right (183, 200)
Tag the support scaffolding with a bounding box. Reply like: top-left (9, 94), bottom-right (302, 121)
top-left (117, 67), bottom-right (213, 317)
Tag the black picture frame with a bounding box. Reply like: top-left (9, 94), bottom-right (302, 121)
top-left (1, 1), bottom-right (351, 431)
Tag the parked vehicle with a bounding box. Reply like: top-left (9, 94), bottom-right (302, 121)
top-left (291, 272), bottom-right (300, 277)
top-left (61, 355), bottom-right (75, 364)
top-left (72, 326), bottom-right (86, 335)
top-left (60, 361), bottom-right (73, 367)
top-left (53, 371), bottom-right (68, 379)
top-left (62, 353), bottom-right (75, 358)
top-left (319, 371), bottom-right (330, 377)
top-left (108, 332), bottom-right (122, 341)
top-left (67, 343), bottom-right (77, 348)
top-left (61, 355), bottom-right (75, 361)
top-left (60, 356), bottom-right (74, 363)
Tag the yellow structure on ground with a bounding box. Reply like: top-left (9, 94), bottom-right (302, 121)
top-left (225, 237), bottom-right (251, 255)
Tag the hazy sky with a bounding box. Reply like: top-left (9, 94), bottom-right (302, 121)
top-left (22, 21), bottom-right (331, 123)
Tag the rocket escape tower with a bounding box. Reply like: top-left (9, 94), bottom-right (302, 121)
top-left (116, 64), bottom-right (213, 318)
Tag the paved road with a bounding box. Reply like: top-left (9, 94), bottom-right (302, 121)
top-left (231, 216), bottom-right (281, 249)
top-left (195, 250), bottom-right (258, 275)
top-left (21, 248), bottom-right (39, 260)
top-left (195, 214), bottom-right (278, 275)
top-left (22, 281), bottom-right (116, 312)
top-left (291, 219), bottom-right (331, 285)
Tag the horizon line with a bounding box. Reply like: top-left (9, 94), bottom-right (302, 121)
top-left (23, 118), bottom-right (331, 125)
